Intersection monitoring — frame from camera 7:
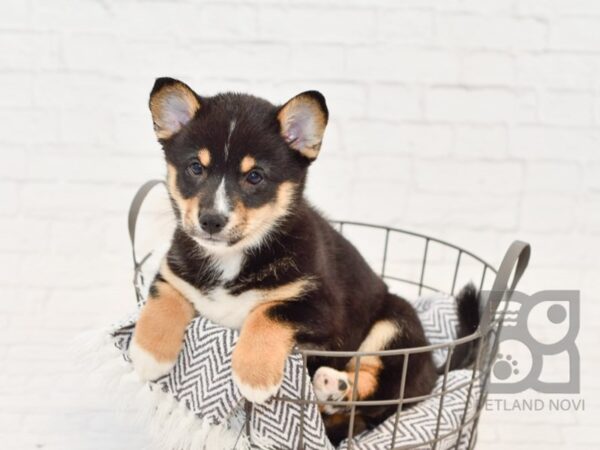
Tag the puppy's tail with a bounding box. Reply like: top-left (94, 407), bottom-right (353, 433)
top-left (441, 282), bottom-right (481, 372)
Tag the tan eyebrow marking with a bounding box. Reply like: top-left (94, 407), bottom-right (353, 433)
top-left (198, 148), bottom-right (211, 166)
top-left (240, 155), bottom-right (256, 173)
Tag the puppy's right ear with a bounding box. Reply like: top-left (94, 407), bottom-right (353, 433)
top-left (149, 78), bottom-right (200, 140)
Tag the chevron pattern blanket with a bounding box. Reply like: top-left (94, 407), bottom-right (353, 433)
top-left (109, 293), bottom-right (479, 450)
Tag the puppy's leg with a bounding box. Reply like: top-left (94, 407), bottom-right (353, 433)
top-left (313, 320), bottom-right (398, 408)
top-left (129, 277), bottom-right (195, 381)
top-left (231, 302), bottom-right (295, 404)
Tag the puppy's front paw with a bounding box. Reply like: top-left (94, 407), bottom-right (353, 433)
top-left (231, 345), bottom-right (284, 404)
top-left (129, 339), bottom-right (176, 382)
top-left (313, 366), bottom-right (350, 414)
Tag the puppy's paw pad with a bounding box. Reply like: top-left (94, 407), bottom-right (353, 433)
top-left (128, 340), bottom-right (175, 382)
top-left (232, 372), bottom-right (281, 404)
top-left (313, 366), bottom-right (350, 402)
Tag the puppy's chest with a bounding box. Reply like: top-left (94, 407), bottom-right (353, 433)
top-left (165, 251), bottom-right (255, 329)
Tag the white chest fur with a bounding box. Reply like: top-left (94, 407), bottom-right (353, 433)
top-left (160, 252), bottom-right (260, 329)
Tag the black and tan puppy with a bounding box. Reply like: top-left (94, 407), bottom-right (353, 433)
top-left (130, 78), bottom-right (478, 444)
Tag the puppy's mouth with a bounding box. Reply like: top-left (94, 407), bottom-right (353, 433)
top-left (196, 232), bottom-right (229, 244)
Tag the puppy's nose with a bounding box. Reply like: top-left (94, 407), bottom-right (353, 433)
top-left (199, 213), bottom-right (226, 235)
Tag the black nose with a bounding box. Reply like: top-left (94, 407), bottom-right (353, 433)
top-left (199, 213), bottom-right (227, 235)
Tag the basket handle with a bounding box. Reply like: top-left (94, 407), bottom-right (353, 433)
top-left (127, 179), bottom-right (166, 304)
top-left (479, 240), bottom-right (531, 331)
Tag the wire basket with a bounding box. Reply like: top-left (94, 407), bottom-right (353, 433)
top-left (127, 181), bottom-right (531, 450)
top-left (244, 221), bottom-right (531, 450)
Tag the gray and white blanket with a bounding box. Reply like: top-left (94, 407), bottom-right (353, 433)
top-left (106, 292), bottom-right (479, 450)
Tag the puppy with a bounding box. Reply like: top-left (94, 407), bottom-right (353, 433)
top-left (129, 78), bottom-right (478, 444)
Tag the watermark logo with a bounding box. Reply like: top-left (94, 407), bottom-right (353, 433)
top-left (487, 290), bottom-right (580, 394)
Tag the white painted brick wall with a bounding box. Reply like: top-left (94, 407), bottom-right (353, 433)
top-left (0, 0), bottom-right (598, 448)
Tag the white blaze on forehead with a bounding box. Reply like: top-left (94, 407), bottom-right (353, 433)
top-left (214, 177), bottom-right (230, 214)
top-left (224, 119), bottom-right (236, 161)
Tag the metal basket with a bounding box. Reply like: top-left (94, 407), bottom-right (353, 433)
top-left (246, 221), bottom-right (531, 450)
top-left (127, 181), bottom-right (531, 450)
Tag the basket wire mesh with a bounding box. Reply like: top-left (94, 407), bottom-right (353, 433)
top-left (239, 221), bottom-right (530, 450)
top-left (127, 183), bottom-right (530, 450)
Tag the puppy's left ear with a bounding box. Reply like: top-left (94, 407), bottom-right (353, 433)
top-left (277, 91), bottom-right (328, 161)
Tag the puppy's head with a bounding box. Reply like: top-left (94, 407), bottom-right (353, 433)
top-left (149, 77), bottom-right (328, 252)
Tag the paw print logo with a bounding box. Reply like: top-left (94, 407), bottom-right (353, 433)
top-left (493, 354), bottom-right (519, 380)
top-left (489, 290), bottom-right (579, 394)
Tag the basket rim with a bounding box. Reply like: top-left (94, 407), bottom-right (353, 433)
top-left (330, 219), bottom-right (498, 274)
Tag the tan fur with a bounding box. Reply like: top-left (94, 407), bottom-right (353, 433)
top-left (345, 363), bottom-right (381, 400)
top-left (228, 181), bottom-right (296, 247)
top-left (150, 83), bottom-right (200, 139)
top-left (240, 155), bottom-right (256, 173)
top-left (231, 302), bottom-right (295, 389)
top-left (277, 94), bottom-right (327, 159)
top-left (167, 163), bottom-right (200, 232)
top-left (134, 281), bottom-right (195, 362)
top-left (198, 148), bottom-right (211, 166)
top-left (260, 277), bottom-right (315, 303)
top-left (342, 320), bottom-right (400, 400)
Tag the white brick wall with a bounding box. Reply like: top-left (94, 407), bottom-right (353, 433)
top-left (1, 0), bottom-right (598, 448)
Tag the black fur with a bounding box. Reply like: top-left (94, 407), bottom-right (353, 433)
top-left (444, 282), bottom-right (481, 372)
top-left (145, 78), bottom-right (478, 444)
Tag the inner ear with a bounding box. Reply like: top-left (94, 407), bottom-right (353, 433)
top-left (149, 77), bottom-right (201, 140)
top-left (277, 91), bottom-right (328, 160)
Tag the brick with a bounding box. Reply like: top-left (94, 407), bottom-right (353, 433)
top-left (516, 54), bottom-right (599, 90)
top-left (367, 84), bottom-right (422, 120)
top-left (0, 109), bottom-right (60, 145)
top-left (31, 0), bottom-right (113, 32)
top-left (0, 74), bottom-right (33, 108)
top-left (414, 160), bottom-right (524, 195)
top-left (0, 182), bottom-right (19, 216)
top-left (462, 51), bottom-right (515, 86)
top-left (0, 32), bottom-right (60, 71)
top-left (426, 87), bottom-right (516, 123)
top-left (289, 45), bottom-right (345, 80)
top-left (184, 43), bottom-right (290, 80)
top-left (258, 7), bottom-right (377, 43)
top-left (550, 18), bottom-right (600, 51)
top-left (343, 120), bottom-right (454, 156)
top-left (436, 15), bottom-right (547, 50)
top-left (524, 162), bottom-right (582, 193)
top-left (33, 73), bottom-right (116, 109)
top-left (62, 33), bottom-right (121, 73)
top-left (404, 191), bottom-right (521, 231)
top-left (454, 125), bottom-right (508, 158)
top-left (540, 91), bottom-right (594, 126)
top-left (347, 46), bottom-right (460, 83)
top-left (510, 126), bottom-right (600, 161)
top-left (520, 194), bottom-right (577, 232)
top-left (0, 0), bottom-right (30, 28)
top-left (378, 9), bottom-right (434, 43)
top-left (584, 162), bottom-right (600, 191)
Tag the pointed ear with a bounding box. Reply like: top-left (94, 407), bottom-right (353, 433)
top-left (149, 77), bottom-right (201, 140)
top-left (277, 91), bottom-right (328, 160)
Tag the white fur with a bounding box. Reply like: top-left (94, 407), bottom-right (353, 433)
top-left (358, 320), bottom-right (400, 352)
top-left (128, 338), bottom-right (175, 381)
top-left (211, 246), bottom-right (244, 280)
top-left (214, 178), bottom-right (230, 215)
top-left (312, 366), bottom-right (349, 415)
top-left (232, 371), bottom-right (282, 404)
top-left (161, 260), bottom-right (261, 329)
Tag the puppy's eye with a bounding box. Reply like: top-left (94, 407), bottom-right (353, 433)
top-left (187, 162), bottom-right (203, 176)
top-left (246, 170), bottom-right (263, 185)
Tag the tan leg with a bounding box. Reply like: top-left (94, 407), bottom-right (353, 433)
top-left (231, 302), bottom-right (295, 404)
top-left (129, 280), bottom-right (195, 381)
